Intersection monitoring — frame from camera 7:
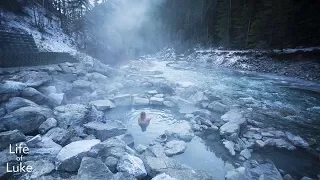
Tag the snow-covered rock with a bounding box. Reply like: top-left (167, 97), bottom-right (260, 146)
top-left (240, 149), bottom-right (251, 159)
top-left (113, 94), bottom-right (132, 106)
top-left (152, 173), bottom-right (177, 180)
top-left (165, 140), bottom-right (187, 157)
top-left (84, 121), bottom-right (127, 141)
top-left (223, 140), bottom-right (236, 156)
top-left (117, 153), bottom-right (147, 179)
top-left (165, 121), bottom-right (194, 142)
top-left (135, 144), bottom-right (148, 154)
top-left (77, 157), bottom-right (113, 180)
top-left (90, 99), bottom-right (116, 111)
top-left (55, 139), bottom-right (101, 172)
top-left (133, 97), bottom-right (149, 106)
top-left (150, 97), bottom-right (164, 105)
top-left (54, 104), bottom-right (89, 128)
top-left (38, 118), bottom-right (57, 134)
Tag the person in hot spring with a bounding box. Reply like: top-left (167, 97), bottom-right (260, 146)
top-left (138, 111), bottom-right (152, 132)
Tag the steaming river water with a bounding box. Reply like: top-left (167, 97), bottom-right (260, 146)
top-left (106, 58), bottom-right (320, 179)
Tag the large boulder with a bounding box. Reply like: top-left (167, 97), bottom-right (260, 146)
top-left (43, 127), bottom-right (71, 146)
top-left (150, 97), bottom-right (164, 105)
top-left (0, 81), bottom-right (27, 102)
top-left (84, 121), bottom-right (127, 141)
top-left (90, 99), bottom-right (115, 111)
top-left (225, 167), bottom-right (246, 180)
top-left (164, 140), bottom-right (187, 157)
top-left (113, 94), bottom-right (132, 106)
top-left (54, 104), bottom-right (90, 128)
top-left (0, 130), bottom-right (26, 150)
top-left (1, 106), bottom-right (52, 134)
top-left (285, 132), bottom-right (309, 148)
top-left (17, 71), bottom-right (51, 87)
top-left (133, 97), bottom-right (149, 106)
top-left (55, 139), bottom-right (101, 172)
top-left (38, 118), bottom-right (57, 134)
top-left (88, 137), bottom-right (133, 159)
top-left (77, 157), bottom-right (113, 180)
top-left (152, 173), bottom-right (177, 180)
top-left (117, 153), bottom-right (147, 179)
top-left (4, 97), bottom-right (38, 113)
top-left (247, 163), bottom-right (283, 180)
top-left (165, 121), bottom-right (194, 142)
top-left (143, 156), bottom-right (188, 177)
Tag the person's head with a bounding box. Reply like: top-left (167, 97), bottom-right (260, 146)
top-left (140, 111), bottom-right (146, 120)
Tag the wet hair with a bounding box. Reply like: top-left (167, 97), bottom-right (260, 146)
top-left (140, 111), bottom-right (146, 119)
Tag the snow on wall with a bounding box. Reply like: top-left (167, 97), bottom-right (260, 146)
top-left (1, 7), bottom-right (77, 54)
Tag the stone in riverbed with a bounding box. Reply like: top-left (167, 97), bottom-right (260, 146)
top-left (152, 173), bottom-right (177, 180)
top-left (38, 118), bottom-right (57, 134)
top-left (243, 131), bottom-right (262, 140)
top-left (165, 121), bottom-right (194, 142)
top-left (1, 106), bottom-right (52, 134)
top-left (4, 97), bottom-right (38, 113)
top-left (254, 140), bottom-right (265, 148)
top-left (240, 149), bottom-right (251, 159)
top-left (77, 157), bottom-right (113, 180)
top-left (247, 163), bottom-right (282, 180)
top-left (43, 127), bottom-right (71, 146)
top-left (223, 140), bottom-right (236, 156)
top-left (55, 139), bottom-right (101, 172)
top-left (0, 130), bottom-right (26, 150)
top-left (165, 140), bottom-right (187, 157)
top-left (207, 101), bottom-right (227, 113)
top-left (90, 99), bottom-right (116, 111)
top-left (285, 132), bottom-right (309, 148)
top-left (221, 109), bottom-right (246, 124)
top-left (150, 97), bottom-right (164, 105)
top-left (220, 122), bottom-right (240, 139)
top-left (264, 138), bottom-right (296, 150)
top-left (225, 167), bottom-right (246, 180)
top-left (54, 104), bottom-right (89, 128)
top-left (133, 97), bottom-right (149, 106)
top-left (117, 153), bottom-right (147, 179)
top-left (84, 121), bottom-right (127, 141)
top-left (113, 94), bottom-right (132, 106)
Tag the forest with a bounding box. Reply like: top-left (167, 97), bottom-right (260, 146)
top-left (2, 0), bottom-right (320, 59)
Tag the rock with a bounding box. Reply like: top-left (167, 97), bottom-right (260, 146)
top-left (221, 109), bottom-right (246, 124)
top-left (17, 71), bottom-right (52, 87)
top-left (1, 106), bottom-right (52, 134)
top-left (0, 124), bottom-right (6, 132)
top-left (165, 121), bottom-right (194, 142)
top-left (88, 137), bottom-right (131, 159)
top-left (105, 156), bottom-right (118, 173)
top-left (220, 122), bottom-right (240, 139)
top-left (188, 91), bottom-right (207, 104)
top-left (148, 90), bottom-right (158, 95)
top-left (0, 81), bottom-right (27, 102)
top-left (223, 140), bottom-right (236, 156)
top-left (152, 173), bottom-right (177, 180)
top-left (264, 138), bottom-right (296, 150)
top-left (111, 172), bottom-right (137, 180)
top-left (0, 130), bottom-right (26, 150)
top-left (27, 137), bottom-right (62, 161)
top-left (133, 97), bottom-right (149, 106)
top-left (161, 168), bottom-right (215, 180)
top-left (4, 97), bottom-right (38, 113)
top-left (254, 140), bottom-right (266, 148)
top-left (248, 163), bottom-right (283, 180)
top-left (300, 177), bottom-right (313, 180)
top-left (225, 167), bottom-right (246, 180)
top-left (207, 101), bottom-right (227, 112)
top-left (84, 121), bottom-right (127, 141)
top-left (77, 157), bottom-right (113, 180)
top-left (194, 116), bottom-right (213, 127)
top-left (120, 133), bottom-right (135, 148)
top-left (44, 127), bottom-right (71, 146)
top-left (38, 86), bottom-right (57, 95)
top-left (165, 140), bottom-right (187, 157)
top-left (86, 72), bottom-right (109, 83)
top-left (117, 153), bottom-right (147, 179)
top-left (243, 131), bottom-right (262, 140)
top-left (54, 104), bottom-right (89, 128)
top-left (22, 160), bottom-right (55, 179)
top-left (143, 156), bottom-right (188, 177)
top-left (240, 149), bottom-right (251, 159)
top-left (261, 132), bottom-right (274, 137)
top-left (55, 139), bottom-right (101, 172)
top-left (150, 97), bottom-right (164, 105)
top-left (283, 174), bottom-right (294, 180)
top-left (90, 99), bottom-right (116, 111)
top-left (38, 118), bottom-right (57, 134)
top-left (113, 94), bottom-right (132, 106)
top-left (163, 101), bottom-right (176, 108)
top-left (285, 132), bottom-right (309, 148)
top-left (72, 80), bottom-right (92, 90)
top-left (20, 87), bottom-right (56, 107)
top-left (48, 93), bottom-right (65, 105)
top-left (135, 144), bottom-right (148, 154)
